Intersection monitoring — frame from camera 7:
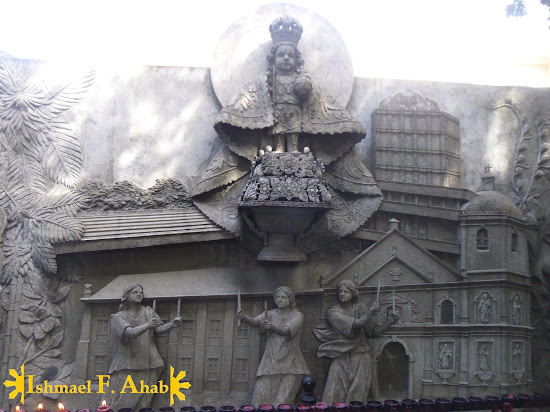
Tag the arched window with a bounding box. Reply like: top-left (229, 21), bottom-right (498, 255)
top-left (511, 232), bottom-right (519, 252)
top-left (477, 228), bottom-right (489, 250)
top-left (440, 299), bottom-right (454, 324)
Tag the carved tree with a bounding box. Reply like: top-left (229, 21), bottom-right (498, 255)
top-left (0, 59), bottom-right (93, 404)
top-left (493, 98), bottom-right (550, 392)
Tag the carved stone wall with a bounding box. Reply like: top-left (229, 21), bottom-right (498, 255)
top-left (0, 24), bottom-right (549, 409)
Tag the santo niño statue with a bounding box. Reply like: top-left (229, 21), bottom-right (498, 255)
top-left (192, 15), bottom-right (382, 255)
top-left (214, 16), bottom-right (366, 163)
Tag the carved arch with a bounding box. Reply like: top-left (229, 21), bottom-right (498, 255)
top-left (437, 296), bottom-right (456, 325)
top-left (373, 336), bottom-right (416, 399)
top-left (477, 227), bottom-right (489, 250)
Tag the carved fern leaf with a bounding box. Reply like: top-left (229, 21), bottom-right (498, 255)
top-left (41, 121), bottom-right (82, 188)
top-left (29, 229), bottom-right (57, 274)
top-left (38, 214), bottom-right (84, 243)
top-left (0, 60), bottom-right (18, 94)
top-left (30, 189), bottom-right (86, 218)
top-left (2, 229), bottom-right (34, 284)
top-left (3, 149), bottom-right (47, 195)
top-left (47, 71), bottom-right (95, 115)
top-left (0, 179), bottom-right (34, 215)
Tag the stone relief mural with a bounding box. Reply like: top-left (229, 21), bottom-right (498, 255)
top-left (0, 5), bottom-right (548, 409)
top-left (0, 59), bottom-right (93, 401)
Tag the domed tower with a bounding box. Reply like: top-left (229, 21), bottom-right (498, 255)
top-left (460, 171), bottom-right (528, 279)
top-left (459, 168), bottom-right (531, 390)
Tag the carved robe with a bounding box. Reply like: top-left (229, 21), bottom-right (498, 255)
top-left (315, 302), bottom-right (377, 404)
top-left (109, 306), bottom-right (164, 410)
top-left (193, 73), bottom-right (382, 252)
top-left (478, 295), bottom-right (491, 323)
top-left (251, 307), bottom-right (310, 406)
top-left (214, 72), bottom-right (366, 165)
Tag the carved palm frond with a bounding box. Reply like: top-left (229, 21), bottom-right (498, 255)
top-left (2, 228), bottom-right (34, 284)
top-left (30, 189), bottom-right (87, 218)
top-left (38, 214), bottom-right (84, 243)
top-left (29, 230), bottom-right (57, 274)
top-left (2, 148), bottom-right (47, 195)
top-left (41, 121), bottom-right (82, 188)
top-left (0, 179), bottom-right (34, 215)
top-left (47, 71), bottom-right (95, 116)
top-left (0, 60), bottom-right (93, 190)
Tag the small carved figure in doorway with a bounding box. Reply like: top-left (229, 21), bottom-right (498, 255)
top-left (109, 284), bottom-right (182, 410)
top-left (478, 292), bottom-right (492, 324)
top-left (512, 342), bottom-right (523, 370)
top-left (478, 343), bottom-right (490, 372)
top-left (236, 286), bottom-right (309, 407)
top-left (438, 343), bottom-right (452, 370)
top-left (314, 279), bottom-right (398, 403)
top-left (512, 295), bottom-right (521, 325)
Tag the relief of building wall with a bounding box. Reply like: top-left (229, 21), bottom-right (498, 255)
top-left (373, 90), bottom-right (461, 188)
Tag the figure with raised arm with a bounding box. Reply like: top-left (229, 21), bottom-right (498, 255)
top-left (237, 286), bottom-right (309, 406)
top-left (314, 280), bottom-right (398, 403)
top-left (109, 284), bottom-right (181, 410)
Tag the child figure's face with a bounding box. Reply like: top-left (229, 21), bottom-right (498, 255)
top-left (275, 45), bottom-right (297, 74)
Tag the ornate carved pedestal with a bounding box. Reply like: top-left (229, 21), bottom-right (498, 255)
top-left (239, 151), bottom-right (330, 261)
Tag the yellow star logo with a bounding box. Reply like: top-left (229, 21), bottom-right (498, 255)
top-left (3, 365), bottom-right (25, 404)
top-left (169, 365), bottom-right (191, 406)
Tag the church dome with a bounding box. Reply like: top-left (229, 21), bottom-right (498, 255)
top-left (462, 191), bottom-right (523, 219)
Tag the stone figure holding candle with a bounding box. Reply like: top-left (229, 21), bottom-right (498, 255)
top-left (314, 280), bottom-right (398, 403)
top-left (109, 284), bottom-right (182, 410)
top-left (236, 286), bottom-right (309, 407)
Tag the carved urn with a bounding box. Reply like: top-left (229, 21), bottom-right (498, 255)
top-left (239, 150), bottom-right (330, 261)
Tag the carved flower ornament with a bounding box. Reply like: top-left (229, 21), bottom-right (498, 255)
top-left (19, 304), bottom-right (60, 340)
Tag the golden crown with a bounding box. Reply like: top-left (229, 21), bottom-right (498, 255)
top-left (269, 16), bottom-right (303, 48)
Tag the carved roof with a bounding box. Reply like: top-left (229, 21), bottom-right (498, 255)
top-left (462, 191), bottom-right (523, 219)
top-left (53, 208), bottom-right (231, 254)
top-left (78, 209), bottom-right (222, 241)
top-left (83, 266), bottom-right (322, 301)
top-left (378, 89), bottom-right (440, 111)
top-left (325, 228), bottom-right (462, 287)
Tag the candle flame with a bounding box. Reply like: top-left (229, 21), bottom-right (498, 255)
top-left (38, 405), bottom-right (43, 410)
top-left (102, 401), bottom-right (107, 407)
top-left (58, 403), bottom-right (64, 411)
top-left (16, 406), bottom-right (20, 412)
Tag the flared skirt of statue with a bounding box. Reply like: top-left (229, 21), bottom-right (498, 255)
top-left (321, 349), bottom-right (372, 404)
